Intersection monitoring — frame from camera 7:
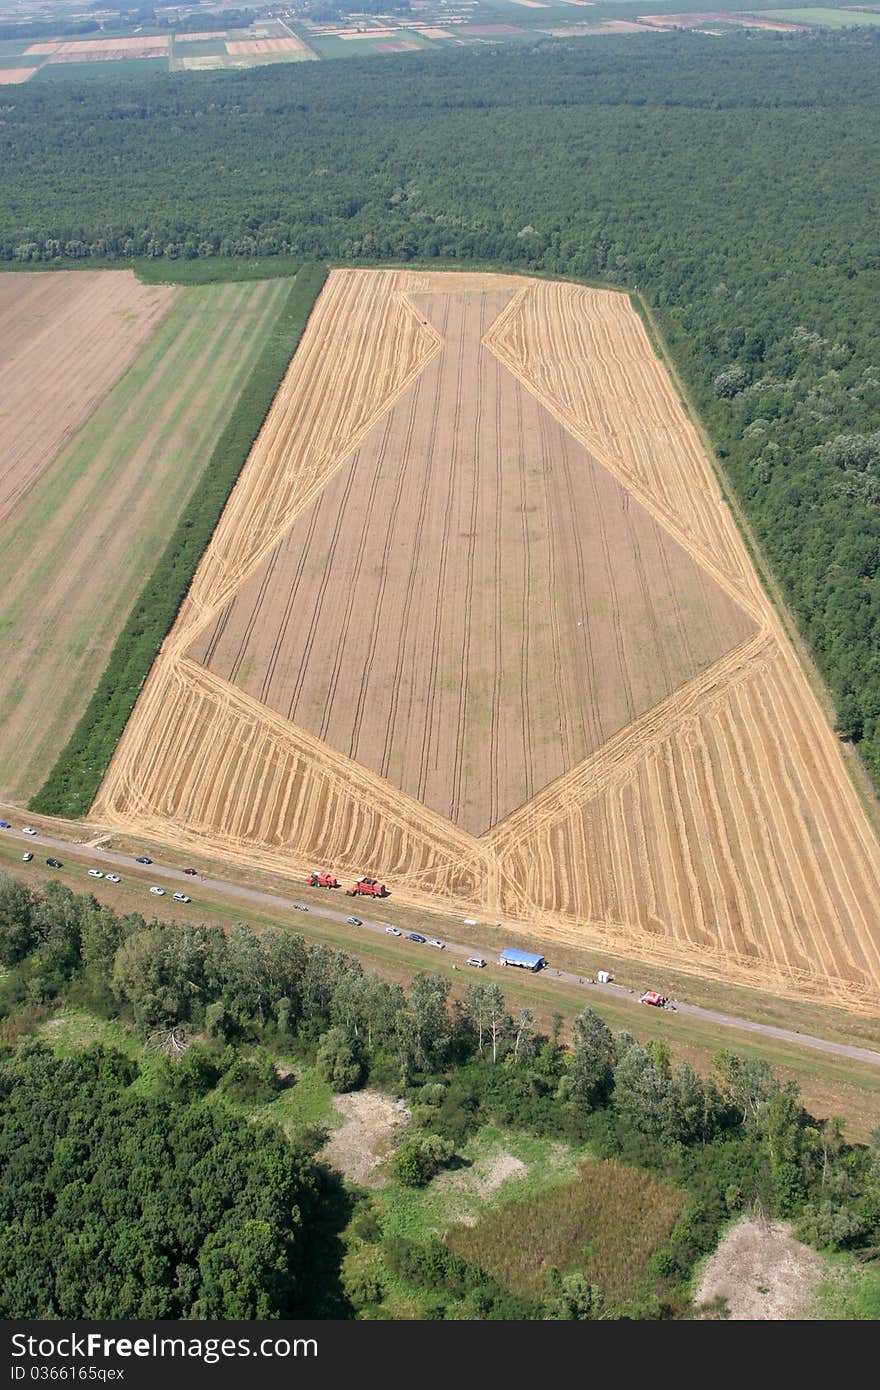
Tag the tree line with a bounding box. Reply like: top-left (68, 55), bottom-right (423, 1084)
top-left (2, 31), bottom-right (879, 788)
top-left (2, 874), bottom-right (880, 1317)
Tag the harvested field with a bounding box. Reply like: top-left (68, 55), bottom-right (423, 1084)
top-left (373, 39), bottom-right (422, 50)
top-left (459, 24), bottom-right (524, 34)
top-left (225, 37), bottom-right (309, 55)
top-left (33, 36), bottom-right (170, 58)
top-left (188, 287), bottom-right (753, 835)
top-left (0, 270), bottom-right (175, 525)
top-left (0, 67), bottom-right (36, 82)
top-left (0, 276), bottom-right (291, 803)
top-left (95, 269), bottom-right (880, 1014)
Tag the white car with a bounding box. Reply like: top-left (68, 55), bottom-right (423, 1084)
top-left (149, 886), bottom-right (165, 896)
top-left (22, 851), bottom-right (33, 863)
top-left (467, 956), bottom-right (486, 968)
top-left (385, 926), bottom-right (401, 936)
top-left (173, 892), bottom-right (191, 903)
top-left (21, 826), bottom-right (37, 836)
top-left (106, 873), bottom-right (121, 883)
top-left (88, 869), bottom-right (104, 879)
top-left (427, 938), bottom-right (446, 950)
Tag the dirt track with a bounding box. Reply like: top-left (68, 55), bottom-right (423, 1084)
top-left (93, 270), bottom-right (880, 1015)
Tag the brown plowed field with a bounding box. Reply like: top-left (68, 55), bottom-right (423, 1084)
top-left (0, 270), bottom-right (177, 523)
top-left (94, 270), bottom-right (880, 1014)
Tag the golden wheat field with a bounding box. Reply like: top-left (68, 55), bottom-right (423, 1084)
top-left (93, 269), bottom-right (880, 1014)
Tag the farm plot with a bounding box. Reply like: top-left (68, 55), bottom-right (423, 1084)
top-left (94, 269), bottom-right (880, 1014)
top-left (0, 275), bottom-right (291, 804)
top-left (188, 287), bottom-right (753, 836)
top-left (0, 270), bottom-right (175, 524)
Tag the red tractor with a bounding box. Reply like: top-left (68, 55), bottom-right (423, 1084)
top-left (308, 870), bottom-right (339, 889)
top-left (346, 877), bottom-right (388, 898)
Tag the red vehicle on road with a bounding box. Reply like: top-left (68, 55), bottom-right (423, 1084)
top-left (308, 871), bottom-right (340, 889)
top-left (639, 990), bottom-right (667, 1008)
top-left (346, 877), bottom-right (388, 898)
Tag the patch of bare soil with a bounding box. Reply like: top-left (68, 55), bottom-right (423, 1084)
top-left (319, 1091), bottom-right (410, 1187)
top-left (433, 1150), bottom-right (528, 1224)
top-left (695, 1216), bottom-right (825, 1319)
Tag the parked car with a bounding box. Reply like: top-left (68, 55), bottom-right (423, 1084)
top-left (173, 892), bottom-right (191, 903)
top-left (427, 938), bottom-right (445, 950)
top-left (106, 873), bottom-right (121, 884)
top-left (467, 957), bottom-right (486, 968)
top-left (346, 916), bottom-right (363, 926)
top-left (22, 852), bottom-right (33, 863)
top-left (135, 855), bottom-right (152, 865)
top-left (46, 858), bottom-right (62, 868)
top-left (0, 820), bottom-right (11, 829)
top-left (385, 926), bottom-right (401, 937)
top-left (639, 990), bottom-right (666, 1008)
top-left (88, 869), bottom-right (104, 879)
top-left (22, 826), bottom-right (37, 836)
top-left (408, 933), bottom-right (427, 944)
top-left (149, 886), bottom-right (165, 896)
top-left (183, 867), bottom-right (197, 876)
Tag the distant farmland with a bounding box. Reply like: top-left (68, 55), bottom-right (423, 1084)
top-left (0, 273), bottom-right (292, 801)
top-left (94, 269), bottom-right (880, 1014)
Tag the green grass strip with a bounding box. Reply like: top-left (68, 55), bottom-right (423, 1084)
top-left (31, 261), bottom-right (328, 819)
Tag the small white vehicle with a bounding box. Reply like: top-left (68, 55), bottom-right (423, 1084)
top-left (88, 869), bottom-right (104, 879)
top-left (385, 926), bottom-right (401, 936)
top-left (173, 892), bottom-right (191, 903)
top-left (22, 851), bottom-right (33, 863)
top-left (149, 886), bottom-right (165, 896)
top-left (467, 956), bottom-right (486, 968)
top-left (106, 873), bottom-right (121, 883)
top-left (21, 826), bottom-right (37, 836)
top-left (427, 938), bottom-right (445, 950)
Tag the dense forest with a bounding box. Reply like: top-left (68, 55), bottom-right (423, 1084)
top-left (1, 31), bottom-right (879, 789)
top-left (2, 874), bottom-right (880, 1318)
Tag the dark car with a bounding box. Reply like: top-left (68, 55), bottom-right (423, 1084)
top-left (0, 820), bottom-right (11, 829)
top-left (46, 858), bottom-right (63, 868)
top-left (135, 855), bottom-right (152, 865)
top-left (183, 867), bottom-right (197, 876)
top-left (408, 933), bottom-right (427, 944)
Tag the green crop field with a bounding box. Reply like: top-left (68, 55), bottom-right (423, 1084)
top-left (0, 275), bottom-right (292, 803)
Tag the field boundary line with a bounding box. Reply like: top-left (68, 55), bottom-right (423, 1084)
top-left (175, 283), bottom-right (443, 652)
top-left (483, 287), bottom-right (764, 626)
top-left (486, 627), bottom-right (777, 851)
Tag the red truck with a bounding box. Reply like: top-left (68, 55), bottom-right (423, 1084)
top-left (639, 990), bottom-right (667, 1008)
top-left (346, 877), bottom-right (388, 898)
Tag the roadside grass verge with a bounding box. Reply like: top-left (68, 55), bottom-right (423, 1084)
top-left (31, 261), bottom-right (328, 819)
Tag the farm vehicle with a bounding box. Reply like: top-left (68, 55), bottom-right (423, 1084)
top-left (308, 871), bottom-right (340, 888)
top-left (346, 877), bottom-right (388, 898)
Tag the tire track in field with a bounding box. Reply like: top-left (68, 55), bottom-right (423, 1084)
top-left (416, 295), bottom-right (458, 808)
top-left (378, 360), bottom-right (440, 783)
top-left (347, 384), bottom-right (413, 766)
top-left (449, 295), bottom-right (484, 827)
top-left (514, 383), bottom-right (534, 804)
top-left (537, 405), bottom-right (573, 772)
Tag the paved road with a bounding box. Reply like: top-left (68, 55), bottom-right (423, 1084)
top-left (5, 821), bottom-right (880, 1070)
